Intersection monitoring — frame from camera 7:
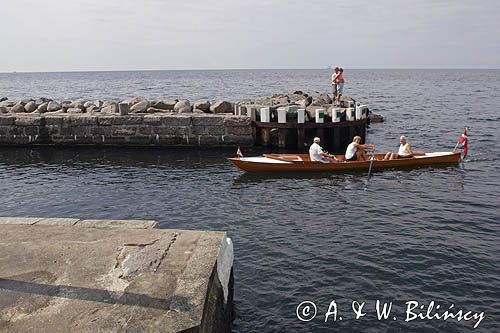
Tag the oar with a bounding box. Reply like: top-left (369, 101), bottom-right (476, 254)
top-left (362, 150), bottom-right (376, 190)
top-left (366, 150), bottom-right (376, 182)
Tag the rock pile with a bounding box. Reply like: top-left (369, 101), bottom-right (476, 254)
top-left (0, 97), bottom-right (236, 116)
top-left (238, 91), bottom-right (384, 123)
top-left (0, 91), bottom-right (384, 122)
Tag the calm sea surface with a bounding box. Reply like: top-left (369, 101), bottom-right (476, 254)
top-left (0, 69), bottom-right (499, 332)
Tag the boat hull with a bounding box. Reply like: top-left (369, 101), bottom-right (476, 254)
top-left (228, 152), bottom-right (461, 172)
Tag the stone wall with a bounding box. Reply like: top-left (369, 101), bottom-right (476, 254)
top-left (0, 113), bottom-right (254, 147)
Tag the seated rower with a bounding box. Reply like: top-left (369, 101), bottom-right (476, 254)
top-left (309, 137), bottom-right (339, 163)
top-left (384, 135), bottom-right (413, 160)
top-left (345, 135), bottom-right (375, 162)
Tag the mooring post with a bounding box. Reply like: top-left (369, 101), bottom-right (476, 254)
top-left (262, 128), bottom-right (271, 146)
top-left (333, 127), bottom-right (341, 153)
top-left (297, 128), bottom-right (305, 149)
top-left (278, 128), bottom-right (286, 148)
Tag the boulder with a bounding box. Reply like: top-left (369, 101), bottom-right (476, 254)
top-left (35, 97), bottom-right (50, 104)
top-left (44, 110), bottom-right (66, 115)
top-left (129, 97), bottom-right (148, 106)
top-left (0, 106), bottom-right (9, 113)
top-left (130, 100), bottom-right (150, 113)
top-left (152, 99), bottom-right (177, 110)
top-left (147, 107), bottom-right (168, 113)
top-left (67, 107), bottom-right (83, 114)
top-left (61, 101), bottom-right (72, 108)
top-left (102, 100), bottom-right (116, 108)
top-left (174, 100), bottom-right (192, 113)
top-left (368, 111), bottom-right (384, 123)
top-left (101, 102), bottom-right (119, 114)
top-left (298, 96), bottom-right (313, 108)
top-left (70, 99), bottom-right (86, 111)
top-left (0, 100), bottom-right (16, 108)
top-left (271, 97), bottom-right (290, 106)
top-left (193, 100), bottom-right (211, 113)
top-left (210, 100), bottom-right (232, 114)
top-left (310, 91), bottom-right (332, 106)
top-left (305, 106), bottom-right (326, 121)
top-left (37, 102), bottom-right (48, 113)
top-left (288, 93), bottom-right (306, 102)
top-left (86, 106), bottom-right (100, 113)
top-left (20, 99), bottom-right (33, 105)
top-left (10, 103), bottom-right (25, 113)
top-left (24, 101), bottom-right (38, 113)
top-left (0, 97), bottom-right (7, 102)
top-left (84, 101), bottom-right (95, 108)
top-left (47, 101), bottom-right (62, 112)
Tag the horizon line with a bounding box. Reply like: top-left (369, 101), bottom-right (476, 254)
top-left (1, 67), bottom-right (500, 74)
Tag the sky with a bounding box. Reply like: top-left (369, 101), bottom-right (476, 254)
top-left (0, 0), bottom-right (499, 72)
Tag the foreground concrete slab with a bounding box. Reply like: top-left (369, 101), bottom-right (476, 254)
top-left (0, 218), bottom-right (233, 333)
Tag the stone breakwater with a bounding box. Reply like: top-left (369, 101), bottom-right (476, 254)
top-left (0, 92), bottom-right (382, 147)
top-left (0, 113), bottom-right (253, 146)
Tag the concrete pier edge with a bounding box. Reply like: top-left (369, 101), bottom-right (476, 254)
top-left (0, 217), bottom-right (234, 333)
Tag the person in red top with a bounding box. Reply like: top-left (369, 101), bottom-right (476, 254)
top-left (334, 68), bottom-right (345, 106)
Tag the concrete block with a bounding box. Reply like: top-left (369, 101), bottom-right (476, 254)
top-left (35, 218), bottom-right (80, 226)
top-left (199, 136), bottom-right (222, 145)
top-left (225, 126), bottom-right (253, 136)
top-left (191, 115), bottom-right (224, 126)
top-left (137, 126), bottom-right (153, 135)
top-left (159, 136), bottom-right (183, 145)
top-left (112, 126), bottom-right (138, 136)
top-left (24, 126), bottom-right (40, 136)
top-left (96, 115), bottom-right (115, 126)
top-left (191, 126), bottom-right (207, 135)
top-left (76, 219), bottom-right (158, 229)
top-left (44, 115), bottom-right (64, 126)
top-left (223, 116), bottom-right (252, 127)
top-left (69, 115), bottom-right (98, 126)
top-left (0, 116), bottom-right (15, 125)
top-left (119, 102), bottom-right (130, 115)
top-left (127, 136), bottom-right (154, 145)
top-left (154, 126), bottom-right (188, 136)
top-left (113, 115), bottom-right (143, 125)
top-left (143, 115), bottom-right (162, 126)
top-left (0, 217), bottom-right (43, 225)
top-left (222, 135), bottom-right (254, 146)
top-left (160, 115), bottom-right (192, 126)
top-left (14, 116), bottom-right (43, 126)
top-left (206, 126), bottom-right (226, 135)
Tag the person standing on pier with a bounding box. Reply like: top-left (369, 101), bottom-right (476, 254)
top-left (334, 68), bottom-right (345, 106)
top-left (331, 67), bottom-right (340, 101)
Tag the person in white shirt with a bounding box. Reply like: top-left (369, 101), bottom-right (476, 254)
top-left (309, 137), bottom-right (338, 163)
top-left (345, 135), bottom-right (375, 162)
top-left (331, 67), bottom-right (340, 101)
top-left (383, 135), bottom-right (413, 160)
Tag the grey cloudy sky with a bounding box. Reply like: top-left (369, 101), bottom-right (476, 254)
top-left (1, 0), bottom-right (499, 71)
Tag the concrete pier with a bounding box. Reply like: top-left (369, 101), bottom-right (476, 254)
top-left (0, 217), bottom-right (233, 333)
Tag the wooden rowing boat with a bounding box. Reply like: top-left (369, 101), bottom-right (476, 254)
top-left (228, 152), bottom-right (461, 172)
